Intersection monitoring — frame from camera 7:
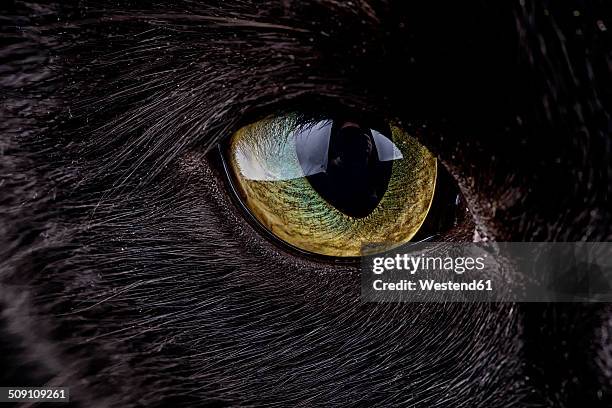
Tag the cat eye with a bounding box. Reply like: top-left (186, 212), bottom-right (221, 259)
top-left (222, 113), bottom-right (462, 258)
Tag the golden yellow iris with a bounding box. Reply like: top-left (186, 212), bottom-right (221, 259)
top-left (226, 115), bottom-right (437, 257)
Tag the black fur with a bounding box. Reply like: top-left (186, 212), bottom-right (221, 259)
top-left (1, 1), bottom-right (610, 406)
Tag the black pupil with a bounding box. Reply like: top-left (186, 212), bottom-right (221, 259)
top-left (295, 120), bottom-right (395, 218)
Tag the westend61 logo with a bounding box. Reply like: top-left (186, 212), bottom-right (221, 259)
top-left (360, 242), bottom-right (612, 303)
top-left (369, 253), bottom-right (492, 294)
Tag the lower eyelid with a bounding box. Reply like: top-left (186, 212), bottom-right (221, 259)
top-left (220, 114), bottom-right (471, 259)
top-left (179, 150), bottom-right (361, 269)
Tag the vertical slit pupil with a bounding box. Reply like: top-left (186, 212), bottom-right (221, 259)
top-left (296, 119), bottom-right (394, 218)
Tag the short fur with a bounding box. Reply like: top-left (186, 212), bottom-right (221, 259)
top-left (1, 1), bottom-right (611, 406)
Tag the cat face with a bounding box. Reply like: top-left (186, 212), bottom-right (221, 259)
top-left (1, 1), bottom-right (610, 406)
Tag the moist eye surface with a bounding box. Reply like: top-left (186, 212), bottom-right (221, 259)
top-left (224, 113), bottom-right (440, 257)
top-left (296, 120), bottom-right (395, 218)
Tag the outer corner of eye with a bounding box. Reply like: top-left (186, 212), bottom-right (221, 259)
top-left (221, 113), bottom-right (459, 259)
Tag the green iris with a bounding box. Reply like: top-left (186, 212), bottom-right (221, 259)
top-left (226, 114), bottom-right (437, 257)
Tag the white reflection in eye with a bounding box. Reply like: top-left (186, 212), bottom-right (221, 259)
top-left (294, 121), bottom-right (332, 177)
top-left (234, 119), bottom-right (403, 181)
top-left (371, 130), bottom-right (404, 162)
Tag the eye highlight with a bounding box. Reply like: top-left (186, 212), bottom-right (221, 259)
top-left (223, 113), bottom-right (439, 257)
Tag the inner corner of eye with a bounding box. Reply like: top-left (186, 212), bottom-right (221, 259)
top-left (224, 113), bottom-right (452, 258)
